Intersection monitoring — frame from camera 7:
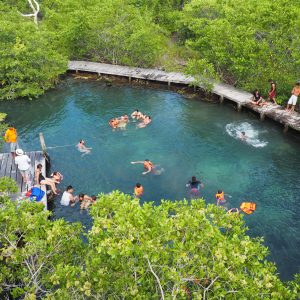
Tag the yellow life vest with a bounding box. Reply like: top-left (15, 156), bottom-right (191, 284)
top-left (4, 128), bottom-right (17, 143)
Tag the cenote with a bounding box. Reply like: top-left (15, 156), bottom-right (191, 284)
top-left (1, 78), bottom-right (299, 281)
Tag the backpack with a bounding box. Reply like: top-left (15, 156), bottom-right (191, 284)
top-left (30, 187), bottom-right (45, 202)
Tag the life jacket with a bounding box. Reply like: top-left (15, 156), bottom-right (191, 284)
top-left (144, 161), bottom-right (153, 170)
top-left (4, 128), bottom-right (17, 143)
top-left (240, 202), bottom-right (256, 215)
top-left (134, 186), bottom-right (144, 197)
top-left (216, 192), bottom-right (225, 201)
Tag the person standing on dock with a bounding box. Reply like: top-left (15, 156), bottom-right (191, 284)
top-left (267, 79), bottom-right (277, 104)
top-left (15, 149), bottom-right (31, 184)
top-left (4, 125), bottom-right (18, 158)
top-left (286, 83), bottom-right (300, 113)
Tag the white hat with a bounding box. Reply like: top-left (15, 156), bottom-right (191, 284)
top-left (16, 149), bottom-right (24, 156)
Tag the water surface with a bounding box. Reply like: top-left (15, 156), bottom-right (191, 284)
top-left (1, 78), bottom-right (299, 280)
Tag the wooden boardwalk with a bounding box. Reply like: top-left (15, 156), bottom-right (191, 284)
top-left (68, 60), bottom-right (300, 132)
top-left (0, 151), bottom-right (47, 209)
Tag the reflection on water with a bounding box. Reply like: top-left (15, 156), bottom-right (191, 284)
top-left (0, 78), bottom-right (299, 280)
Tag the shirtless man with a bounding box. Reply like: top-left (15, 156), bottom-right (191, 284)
top-left (131, 109), bottom-right (143, 119)
top-left (131, 159), bottom-right (164, 175)
top-left (77, 139), bottom-right (92, 156)
top-left (286, 83), bottom-right (300, 113)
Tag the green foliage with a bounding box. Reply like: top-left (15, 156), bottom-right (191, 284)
top-left (0, 177), bottom-right (18, 194)
top-left (0, 113), bottom-right (7, 122)
top-left (180, 0), bottom-right (300, 97)
top-left (0, 191), bottom-right (298, 299)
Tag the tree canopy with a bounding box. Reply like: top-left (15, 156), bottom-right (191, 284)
top-left (0, 186), bottom-right (298, 299)
top-left (0, 0), bottom-right (299, 101)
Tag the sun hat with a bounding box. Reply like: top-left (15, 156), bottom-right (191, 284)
top-left (16, 149), bottom-right (24, 156)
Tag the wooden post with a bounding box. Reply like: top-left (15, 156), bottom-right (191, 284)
top-left (283, 123), bottom-right (289, 133)
top-left (168, 81), bottom-right (171, 89)
top-left (237, 103), bottom-right (242, 112)
top-left (98, 72), bottom-right (101, 77)
top-left (129, 76), bottom-right (132, 83)
top-left (39, 132), bottom-right (50, 163)
top-left (76, 69), bottom-right (78, 74)
top-left (193, 85), bottom-right (196, 92)
top-left (220, 95), bottom-right (224, 104)
top-left (260, 112), bottom-right (265, 121)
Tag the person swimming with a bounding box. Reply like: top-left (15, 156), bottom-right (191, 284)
top-left (240, 131), bottom-right (247, 141)
top-left (131, 159), bottom-right (164, 175)
top-left (216, 190), bottom-right (227, 208)
top-left (137, 115), bottom-right (152, 128)
top-left (186, 176), bottom-right (203, 197)
top-left (77, 139), bottom-right (92, 156)
top-left (134, 183), bottom-right (144, 197)
top-left (50, 171), bottom-right (63, 184)
top-left (131, 109), bottom-right (143, 120)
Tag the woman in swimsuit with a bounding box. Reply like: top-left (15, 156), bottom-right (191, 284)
top-left (35, 164), bottom-right (58, 194)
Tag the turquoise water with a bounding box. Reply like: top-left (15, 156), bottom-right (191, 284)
top-left (1, 78), bottom-right (299, 280)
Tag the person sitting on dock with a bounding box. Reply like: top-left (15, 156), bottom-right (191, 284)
top-left (15, 149), bottom-right (31, 184)
top-left (286, 83), bottom-right (300, 113)
top-left (4, 125), bottom-right (18, 159)
top-left (131, 159), bottom-right (164, 175)
top-left (251, 89), bottom-right (265, 106)
top-left (77, 139), bottom-right (92, 156)
top-left (266, 79), bottom-right (277, 104)
top-left (131, 109), bottom-right (143, 119)
top-left (61, 185), bottom-right (75, 206)
top-left (186, 176), bottom-right (204, 197)
top-left (50, 171), bottom-right (63, 184)
top-left (35, 163), bottom-right (58, 195)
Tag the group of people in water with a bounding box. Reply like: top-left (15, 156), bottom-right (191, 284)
top-left (109, 109), bottom-right (152, 129)
top-left (251, 80), bottom-right (300, 113)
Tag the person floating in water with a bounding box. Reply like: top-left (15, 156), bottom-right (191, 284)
top-left (77, 139), bottom-right (92, 156)
top-left (134, 183), bottom-right (144, 198)
top-left (186, 176), bottom-right (204, 198)
top-left (79, 193), bottom-right (93, 209)
top-left (109, 115), bottom-right (129, 129)
top-left (60, 185), bottom-right (75, 206)
top-left (137, 115), bottom-right (152, 128)
top-left (215, 190), bottom-right (227, 208)
top-left (131, 159), bottom-right (164, 175)
top-left (131, 109), bottom-right (143, 120)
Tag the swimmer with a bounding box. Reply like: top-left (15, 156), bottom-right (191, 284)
top-left (134, 183), bottom-right (144, 197)
top-left (137, 116), bottom-right (152, 128)
top-left (186, 176), bottom-right (204, 197)
top-left (77, 139), bottom-right (92, 156)
top-left (215, 190), bottom-right (226, 208)
top-left (51, 171), bottom-right (63, 184)
top-left (131, 159), bottom-right (164, 175)
top-left (240, 131), bottom-right (247, 141)
top-left (79, 193), bottom-right (93, 209)
top-left (227, 208), bottom-right (240, 214)
top-left (131, 109), bottom-right (143, 119)
top-left (91, 195), bottom-right (97, 204)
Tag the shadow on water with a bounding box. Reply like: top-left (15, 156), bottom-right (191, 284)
top-left (0, 77), bottom-right (299, 280)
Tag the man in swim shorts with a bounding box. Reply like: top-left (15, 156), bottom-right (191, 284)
top-left (286, 83), bottom-right (300, 113)
top-left (4, 125), bottom-right (18, 158)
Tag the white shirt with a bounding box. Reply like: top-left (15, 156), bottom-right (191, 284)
top-left (61, 191), bottom-right (72, 206)
top-left (15, 155), bottom-right (31, 171)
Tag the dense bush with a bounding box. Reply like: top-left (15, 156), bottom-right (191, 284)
top-left (0, 189), bottom-right (299, 299)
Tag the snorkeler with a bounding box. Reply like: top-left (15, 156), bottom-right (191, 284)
top-left (131, 159), bottom-right (164, 175)
top-left (186, 176), bottom-right (204, 197)
top-left (77, 139), bottom-right (92, 156)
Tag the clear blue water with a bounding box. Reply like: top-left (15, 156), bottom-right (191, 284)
top-left (1, 78), bottom-right (299, 280)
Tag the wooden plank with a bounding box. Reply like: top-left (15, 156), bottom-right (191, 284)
top-left (5, 153), bottom-right (14, 181)
top-left (0, 153), bottom-right (9, 177)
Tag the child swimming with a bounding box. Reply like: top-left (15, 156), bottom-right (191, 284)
top-left (131, 159), bottom-right (164, 175)
top-left (77, 139), bottom-right (92, 156)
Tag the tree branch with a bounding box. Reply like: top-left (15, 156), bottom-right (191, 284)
top-left (19, 0), bottom-right (40, 25)
top-left (146, 258), bottom-right (165, 300)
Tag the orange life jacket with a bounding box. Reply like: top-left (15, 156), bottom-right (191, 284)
top-left (134, 186), bottom-right (144, 197)
top-left (4, 128), bottom-right (17, 143)
top-left (215, 192), bottom-right (225, 201)
top-left (240, 202), bottom-right (256, 215)
top-left (144, 161), bottom-right (153, 170)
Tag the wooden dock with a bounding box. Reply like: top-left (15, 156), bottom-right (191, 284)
top-left (0, 151), bottom-right (47, 209)
top-left (68, 60), bottom-right (300, 132)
